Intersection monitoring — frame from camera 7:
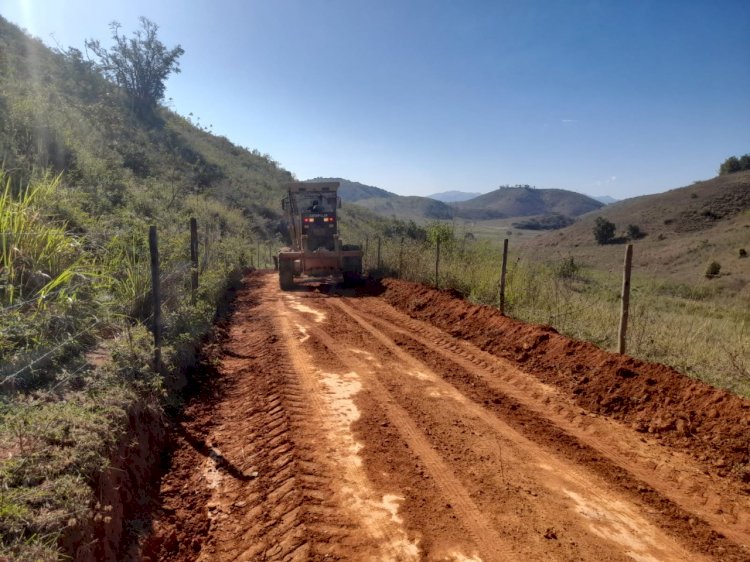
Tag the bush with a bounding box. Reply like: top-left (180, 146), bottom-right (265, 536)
top-left (705, 261), bottom-right (721, 278)
top-left (554, 256), bottom-right (579, 279)
top-left (626, 224), bottom-right (645, 240)
top-left (739, 249), bottom-right (747, 258)
top-left (593, 217), bottom-right (616, 245)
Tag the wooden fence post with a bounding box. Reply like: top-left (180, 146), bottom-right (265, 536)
top-left (202, 229), bottom-right (210, 272)
top-left (618, 244), bottom-right (633, 354)
top-left (364, 237), bottom-right (369, 269)
top-left (268, 243), bottom-right (273, 270)
top-left (399, 237), bottom-right (405, 278)
top-left (499, 238), bottom-right (509, 315)
top-left (377, 237), bottom-right (382, 270)
top-left (435, 237), bottom-right (441, 288)
top-left (148, 226), bottom-right (161, 372)
top-left (190, 218), bottom-right (198, 304)
top-left (257, 240), bottom-right (261, 268)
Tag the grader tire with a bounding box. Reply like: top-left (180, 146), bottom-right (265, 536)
top-left (279, 260), bottom-right (295, 291)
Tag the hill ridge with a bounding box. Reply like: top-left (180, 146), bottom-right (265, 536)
top-left (453, 185), bottom-right (604, 220)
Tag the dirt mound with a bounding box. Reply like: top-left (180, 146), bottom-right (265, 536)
top-left (379, 278), bottom-right (750, 482)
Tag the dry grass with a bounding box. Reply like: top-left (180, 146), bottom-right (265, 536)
top-left (367, 236), bottom-right (750, 397)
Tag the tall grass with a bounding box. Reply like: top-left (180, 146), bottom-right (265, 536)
top-left (0, 168), bottom-right (261, 559)
top-left (0, 171), bottom-right (89, 307)
top-left (367, 235), bottom-right (750, 397)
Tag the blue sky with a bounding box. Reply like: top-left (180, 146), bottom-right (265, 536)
top-left (3, 0), bottom-right (749, 198)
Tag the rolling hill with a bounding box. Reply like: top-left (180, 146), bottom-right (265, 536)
top-left (306, 177), bottom-right (455, 220)
top-left (525, 171), bottom-right (750, 292)
top-left (309, 178), bottom-right (606, 223)
top-left (453, 186), bottom-right (604, 220)
top-left (306, 177), bottom-right (393, 202)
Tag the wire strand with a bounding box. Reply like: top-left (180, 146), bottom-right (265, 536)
top-left (0, 287), bottom-right (67, 312)
top-left (1, 318), bottom-right (102, 385)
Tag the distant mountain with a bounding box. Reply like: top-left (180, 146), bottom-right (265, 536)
top-left (593, 195), bottom-right (619, 205)
top-left (453, 186), bottom-right (604, 220)
top-left (306, 177), bottom-right (392, 202)
top-left (428, 190), bottom-right (483, 203)
top-left (306, 177), bottom-right (454, 220)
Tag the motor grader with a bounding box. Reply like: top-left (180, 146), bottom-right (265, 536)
top-left (277, 181), bottom-right (363, 290)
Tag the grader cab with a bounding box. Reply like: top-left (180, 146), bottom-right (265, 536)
top-left (278, 182), bottom-right (363, 290)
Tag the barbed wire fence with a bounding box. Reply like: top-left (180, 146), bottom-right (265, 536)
top-left (1, 217), bottom-right (274, 393)
top-left (362, 233), bottom-right (637, 353)
top-left (361, 232), bottom-right (749, 390)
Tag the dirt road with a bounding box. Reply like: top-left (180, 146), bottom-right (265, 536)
top-left (144, 272), bottom-right (750, 561)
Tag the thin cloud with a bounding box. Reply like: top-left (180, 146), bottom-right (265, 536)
top-left (594, 176), bottom-right (617, 186)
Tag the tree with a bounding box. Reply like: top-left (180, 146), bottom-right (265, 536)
top-left (719, 156), bottom-right (741, 175)
top-left (718, 153), bottom-right (750, 175)
top-left (86, 17), bottom-right (184, 115)
top-left (593, 216), bottom-right (616, 245)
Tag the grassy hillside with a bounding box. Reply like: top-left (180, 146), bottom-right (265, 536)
top-left (353, 194), bottom-right (454, 220)
top-left (527, 171), bottom-right (750, 293)
top-left (454, 186), bottom-right (604, 220)
top-left (0, 16), bottom-right (295, 234)
top-left (309, 176), bottom-right (455, 221)
top-left (368, 211), bottom-right (749, 399)
top-left (307, 177), bottom-right (392, 202)
top-left (0, 15), bottom-right (334, 560)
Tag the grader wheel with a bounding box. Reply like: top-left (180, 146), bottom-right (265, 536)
top-left (279, 259), bottom-right (295, 290)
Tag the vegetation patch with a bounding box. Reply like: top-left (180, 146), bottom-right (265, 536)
top-left (512, 213), bottom-right (574, 230)
top-left (0, 15), bottom-right (304, 560)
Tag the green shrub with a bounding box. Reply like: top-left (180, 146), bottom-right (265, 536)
top-left (554, 256), bottom-right (580, 279)
top-left (705, 261), bottom-right (721, 278)
top-left (593, 217), bottom-right (616, 244)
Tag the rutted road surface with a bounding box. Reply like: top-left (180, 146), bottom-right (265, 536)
top-left (145, 272), bottom-right (750, 561)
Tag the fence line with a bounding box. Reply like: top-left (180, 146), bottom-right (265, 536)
top-left (2, 217), bottom-right (274, 390)
top-left (363, 234), bottom-right (750, 390)
top-left (363, 234), bottom-right (639, 351)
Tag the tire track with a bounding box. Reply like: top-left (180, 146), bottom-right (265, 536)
top-left (148, 278), bottom-right (364, 561)
top-left (275, 293), bottom-right (422, 561)
top-left (339, 296), bottom-right (750, 548)
top-left (325, 297), bottom-right (745, 561)
top-left (300, 308), bottom-right (527, 562)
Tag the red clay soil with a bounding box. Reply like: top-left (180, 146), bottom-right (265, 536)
top-left (142, 272), bottom-right (750, 561)
top-left (379, 278), bottom-right (750, 483)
